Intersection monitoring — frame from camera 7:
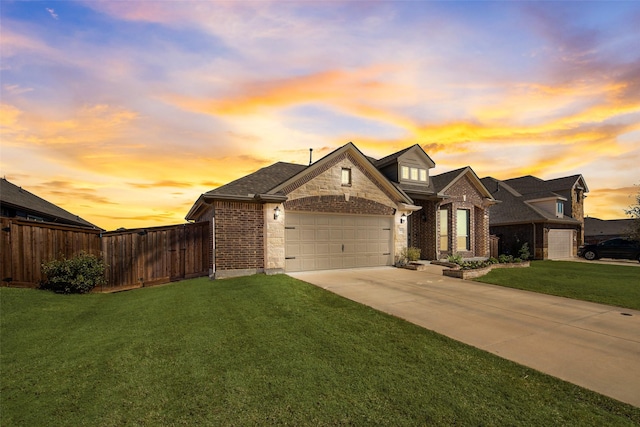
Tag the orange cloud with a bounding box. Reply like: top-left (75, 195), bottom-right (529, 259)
top-left (164, 66), bottom-right (410, 116)
top-left (586, 186), bottom-right (639, 220)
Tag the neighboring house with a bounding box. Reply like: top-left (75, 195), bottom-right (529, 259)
top-left (480, 175), bottom-right (588, 260)
top-left (584, 217), bottom-right (635, 244)
top-left (187, 142), bottom-right (497, 278)
top-left (0, 178), bottom-right (100, 229)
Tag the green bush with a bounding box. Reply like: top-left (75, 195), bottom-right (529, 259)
top-left (405, 246), bottom-right (421, 262)
top-left (498, 254), bottom-right (514, 263)
top-left (41, 252), bottom-right (107, 294)
top-left (518, 242), bottom-right (531, 260)
top-left (396, 247), bottom-right (421, 266)
top-left (447, 253), bottom-right (463, 265)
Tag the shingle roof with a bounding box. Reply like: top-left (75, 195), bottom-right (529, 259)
top-left (0, 178), bottom-right (100, 229)
top-left (204, 162), bottom-right (307, 197)
top-left (480, 176), bottom-right (580, 225)
top-left (504, 174), bottom-right (586, 195)
top-left (431, 167), bottom-right (468, 193)
top-left (374, 146), bottom-right (415, 168)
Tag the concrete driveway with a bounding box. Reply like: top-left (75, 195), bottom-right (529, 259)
top-left (288, 265), bottom-right (640, 407)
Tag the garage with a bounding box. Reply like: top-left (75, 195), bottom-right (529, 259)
top-left (548, 229), bottom-right (574, 259)
top-left (285, 213), bottom-right (393, 272)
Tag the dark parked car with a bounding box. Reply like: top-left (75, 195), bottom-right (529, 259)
top-left (578, 238), bottom-right (640, 262)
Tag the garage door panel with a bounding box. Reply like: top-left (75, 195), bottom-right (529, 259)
top-left (548, 229), bottom-right (573, 259)
top-left (285, 213), bottom-right (393, 272)
top-left (316, 243), bottom-right (329, 255)
top-left (316, 229), bottom-right (329, 240)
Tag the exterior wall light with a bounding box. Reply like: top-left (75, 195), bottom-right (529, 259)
top-left (274, 206), bottom-right (281, 220)
top-left (400, 213), bottom-right (407, 224)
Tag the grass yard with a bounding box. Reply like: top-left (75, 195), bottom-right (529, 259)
top-left (2, 275), bottom-right (639, 426)
top-left (475, 261), bottom-right (640, 311)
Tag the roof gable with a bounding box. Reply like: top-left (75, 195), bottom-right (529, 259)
top-left (375, 144), bottom-right (435, 169)
top-left (268, 142), bottom-right (414, 204)
top-left (432, 167), bottom-right (495, 200)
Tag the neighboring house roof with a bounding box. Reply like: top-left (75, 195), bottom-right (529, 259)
top-left (0, 178), bottom-right (101, 229)
top-left (585, 217), bottom-right (634, 237)
top-left (503, 174), bottom-right (588, 195)
top-left (480, 176), bottom-right (580, 226)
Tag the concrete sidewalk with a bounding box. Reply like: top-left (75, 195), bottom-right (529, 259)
top-left (288, 266), bottom-right (640, 407)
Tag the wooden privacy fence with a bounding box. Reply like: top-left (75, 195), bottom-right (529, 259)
top-left (490, 234), bottom-right (500, 259)
top-left (1, 218), bottom-right (210, 292)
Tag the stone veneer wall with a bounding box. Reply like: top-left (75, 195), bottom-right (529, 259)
top-left (264, 202), bottom-right (284, 273)
top-left (283, 152), bottom-right (398, 209)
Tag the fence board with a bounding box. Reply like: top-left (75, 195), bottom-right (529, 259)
top-left (0, 218), bottom-right (210, 291)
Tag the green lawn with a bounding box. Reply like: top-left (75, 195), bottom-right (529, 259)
top-left (2, 276), bottom-right (639, 426)
top-left (475, 261), bottom-right (640, 310)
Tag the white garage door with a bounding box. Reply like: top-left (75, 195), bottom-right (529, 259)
top-left (285, 213), bottom-right (393, 272)
top-left (548, 229), bottom-right (574, 259)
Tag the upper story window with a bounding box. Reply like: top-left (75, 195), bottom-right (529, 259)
top-left (341, 168), bottom-right (352, 186)
top-left (400, 165), bottom-right (428, 183)
top-left (556, 201), bottom-right (564, 217)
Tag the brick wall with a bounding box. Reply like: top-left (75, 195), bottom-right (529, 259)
top-left (408, 200), bottom-right (438, 259)
top-left (438, 174), bottom-right (487, 258)
top-left (284, 195), bottom-right (394, 215)
top-left (213, 201), bottom-right (264, 271)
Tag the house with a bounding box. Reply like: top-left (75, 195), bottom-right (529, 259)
top-left (0, 178), bottom-right (100, 229)
top-left (584, 217), bottom-right (635, 244)
top-left (480, 174), bottom-right (588, 260)
top-left (186, 142), bottom-right (497, 278)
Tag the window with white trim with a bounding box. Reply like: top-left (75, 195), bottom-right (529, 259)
top-left (439, 208), bottom-right (449, 251)
top-left (456, 209), bottom-right (470, 251)
top-left (400, 165), bottom-right (428, 183)
top-left (341, 168), bottom-right (352, 186)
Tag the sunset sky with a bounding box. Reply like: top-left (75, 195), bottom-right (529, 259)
top-left (1, 1), bottom-right (639, 231)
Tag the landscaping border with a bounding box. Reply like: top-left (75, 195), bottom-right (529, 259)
top-left (442, 261), bottom-right (530, 279)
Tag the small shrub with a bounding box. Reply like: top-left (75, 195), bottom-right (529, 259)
top-left (488, 257), bottom-right (499, 264)
top-left (447, 253), bottom-right (463, 265)
top-left (498, 254), bottom-right (514, 263)
top-left (518, 242), bottom-right (531, 260)
top-left (396, 247), bottom-right (422, 266)
top-left (41, 252), bottom-right (106, 294)
top-left (405, 247), bottom-right (421, 262)
top-left (513, 258), bottom-right (522, 263)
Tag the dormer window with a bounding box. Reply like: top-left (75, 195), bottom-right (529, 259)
top-left (401, 165), bottom-right (428, 183)
top-left (556, 201), bottom-right (564, 217)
